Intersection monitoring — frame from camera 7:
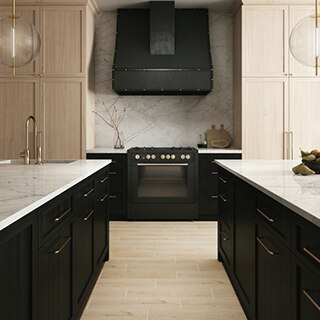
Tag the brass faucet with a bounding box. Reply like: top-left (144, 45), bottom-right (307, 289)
top-left (20, 115), bottom-right (42, 165)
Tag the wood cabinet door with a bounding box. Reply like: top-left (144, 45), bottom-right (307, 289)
top-left (40, 78), bottom-right (84, 159)
top-left (289, 78), bottom-right (320, 159)
top-left (242, 6), bottom-right (288, 77)
top-left (0, 6), bottom-right (40, 77)
top-left (289, 6), bottom-right (317, 77)
top-left (242, 78), bottom-right (288, 159)
top-left (41, 6), bottom-right (85, 77)
top-left (0, 78), bottom-right (39, 159)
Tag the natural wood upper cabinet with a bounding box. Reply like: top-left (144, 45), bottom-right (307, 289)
top-left (40, 78), bottom-right (85, 159)
top-left (0, 79), bottom-right (39, 159)
top-left (0, 6), bottom-right (40, 77)
top-left (242, 78), bottom-right (288, 160)
top-left (242, 6), bottom-right (288, 77)
top-left (289, 5), bottom-right (316, 77)
top-left (41, 7), bottom-right (85, 77)
top-left (289, 79), bottom-right (320, 159)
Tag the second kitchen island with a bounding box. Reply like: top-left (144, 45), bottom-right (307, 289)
top-left (216, 160), bottom-right (320, 320)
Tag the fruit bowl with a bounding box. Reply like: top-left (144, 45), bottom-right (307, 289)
top-left (302, 160), bottom-right (320, 173)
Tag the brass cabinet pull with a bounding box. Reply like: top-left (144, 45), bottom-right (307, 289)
top-left (112, 160), bottom-right (117, 164)
top-left (101, 193), bottom-right (108, 202)
top-left (109, 172), bottom-right (117, 175)
top-left (210, 195), bottom-right (218, 199)
top-left (257, 237), bottom-right (277, 256)
top-left (303, 290), bottom-right (320, 312)
top-left (303, 247), bottom-right (320, 264)
top-left (219, 194), bottom-right (227, 202)
top-left (54, 208), bottom-right (71, 222)
top-left (53, 237), bottom-right (71, 255)
top-left (257, 208), bottom-right (274, 223)
top-left (100, 176), bottom-right (108, 183)
top-left (219, 176), bottom-right (227, 184)
top-left (211, 172), bottom-right (218, 175)
top-left (83, 188), bottom-right (94, 197)
top-left (109, 195), bottom-right (117, 199)
top-left (221, 231), bottom-right (229, 241)
top-left (83, 209), bottom-right (94, 221)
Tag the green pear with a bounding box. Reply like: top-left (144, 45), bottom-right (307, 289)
top-left (302, 154), bottom-right (317, 161)
top-left (292, 164), bottom-right (315, 175)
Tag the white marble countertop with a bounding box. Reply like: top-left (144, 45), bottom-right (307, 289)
top-left (86, 147), bottom-right (242, 154)
top-left (216, 160), bottom-right (320, 227)
top-left (0, 160), bottom-right (111, 231)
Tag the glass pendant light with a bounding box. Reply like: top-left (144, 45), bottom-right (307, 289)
top-left (289, 0), bottom-right (320, 75)
top-left (0, 0), bottom-right (41, 76)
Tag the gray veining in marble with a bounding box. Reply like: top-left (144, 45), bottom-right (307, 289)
top-left (0, 160), bottom-right (111, 231)
top-left (94, 11), bottom-right (233, 148)
top-left (216, 160), bottom-right (320, 228)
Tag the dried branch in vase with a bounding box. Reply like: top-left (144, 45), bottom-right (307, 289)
top-left (93, 102), bottom-right (126, 148)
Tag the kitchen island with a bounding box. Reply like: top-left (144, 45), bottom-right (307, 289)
top-left (0, 159), bottom-right (111, 320)
top-left (216, 160), bottom-right (320, 320)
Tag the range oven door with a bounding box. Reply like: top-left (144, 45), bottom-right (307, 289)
top-left (130, 163), bottom-right (196, 203)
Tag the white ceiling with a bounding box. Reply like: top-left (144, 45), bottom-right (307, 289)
top-left (96, 0), bottom-right (235, 13)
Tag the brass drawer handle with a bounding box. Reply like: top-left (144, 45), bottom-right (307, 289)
top-left (219, 194), bottom-right (227, 202)
top-left (83, 209), bottom-right (94, 221)
top-left (53, 237), bottom-right (71, 255)
top-left (83, 188), bottom-right (94, 197)
top-left (257, 208), bottom-right (274, 223)
top-left (101, 193), bottom-right (108, 202)
top-left (109, 172), bottom-right (117, 175)
top-left (54, 208), bottom-right (71, 222)
top-left (210, 195), bottom-right (218, 199)
top-left (221, 231), bottom-right (229, 241)
top-left (303, 290), bottom-right (320, 312)
top-left (109, 195), bottom-right (117, 199)
top-left (211, 172), bottom-right (218, 175)
top-left (112, 160), bottom-right (117, 164)
top-left (303, 247), bottom-right (320, 264)
top-left (257, 237), bottom-right (277, 256)
top-left (219, 176), bottom-right (227, 184)
top-left (100, 176), bottom-right (108, 183)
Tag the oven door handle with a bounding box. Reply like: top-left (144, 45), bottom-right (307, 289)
top-left (136, 163), bottom-right (189, 166)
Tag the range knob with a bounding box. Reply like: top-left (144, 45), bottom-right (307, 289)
top-left (151, 154), bottom-right (156, 159)
top-left (161, 154), bottom-right (166, 160)
top-left (146, 154), bottom-right (151, 160)
top-left (171, 154), bottom-right (176, 160)
top-left (186, 154), bottom-right (191, 160)
top-left (181, 154), bottom-right (186, 160)
top-left (135, 154), bottom-right (140, 160)
top-left (166, 154), bottom-right (171, 160)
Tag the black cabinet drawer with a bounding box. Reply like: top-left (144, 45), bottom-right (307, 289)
top-left (39, 193), bottom-right (72, 243)
top-left (293, 257), bottom-right (320, 320)
top-left (74, 178), bottom-right (95, 209)
top-left (294, 217), bottom-right (320, 275)
top-left (219, 221), bottom-right (233, 269)
top-left (255, 193), bottom-right (291, 247)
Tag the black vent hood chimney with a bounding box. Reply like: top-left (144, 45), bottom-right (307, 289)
top-left (113, 1), bottom-right (213, 95)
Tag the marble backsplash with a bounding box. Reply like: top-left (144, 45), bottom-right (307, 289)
top-left (94, 11), bottom-right (233, 148)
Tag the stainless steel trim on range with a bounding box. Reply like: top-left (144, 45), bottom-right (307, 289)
top-left (127, 147), bottom-right (198, 220)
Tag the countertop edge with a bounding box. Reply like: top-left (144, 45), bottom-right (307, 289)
top-left (216, 161), bottom-right (320, 228)
top-left (0, 160), bottom-right (112, 231)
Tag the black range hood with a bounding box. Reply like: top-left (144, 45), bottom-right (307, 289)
top-left (112, 1), bottom-right (213, 95)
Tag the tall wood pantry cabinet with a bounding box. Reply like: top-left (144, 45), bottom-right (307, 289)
top-left (0, 0), bottom-right (97, 160)
top-left (234, 2), bottom-right (320, 159)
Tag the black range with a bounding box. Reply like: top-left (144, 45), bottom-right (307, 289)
top-left (127, 147), bottom-right (198, 220)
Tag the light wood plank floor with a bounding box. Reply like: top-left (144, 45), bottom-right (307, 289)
top-left (81, 221), bottom-right (247, 320)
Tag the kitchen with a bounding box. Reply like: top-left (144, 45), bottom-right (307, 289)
top-left (0, 0), bottom-right (319, 319)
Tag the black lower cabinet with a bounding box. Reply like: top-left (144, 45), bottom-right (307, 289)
top-left (38, 223), bottom-right (72, 320)
top-left (255, 223), bottom-right (291, 320)
top-left (0, 215), bottom-right (36, 320)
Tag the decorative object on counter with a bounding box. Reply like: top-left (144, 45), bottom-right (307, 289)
top-left (292, 148), bottom-right (320, 175)
top-left (93, 102), bottom-right (126, 149)
top-left (289, 0), bottom-right (320, 76)
top-left (197, 134), bottom-right (204, 148)
top-left (206, 124), bottom-right (232, 149)
top-left (0, 0), bottom-right (41, 76)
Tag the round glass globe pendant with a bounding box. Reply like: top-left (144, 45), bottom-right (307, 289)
top-left (289, 0), bottom-right (320, 75)
top-left (0, 0), bottom-right (41, 76)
